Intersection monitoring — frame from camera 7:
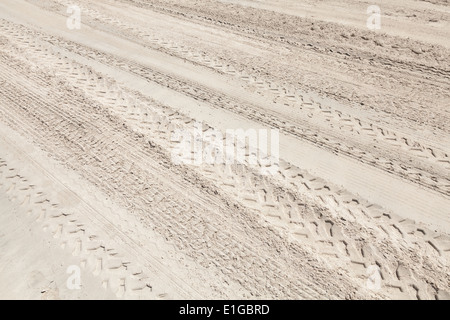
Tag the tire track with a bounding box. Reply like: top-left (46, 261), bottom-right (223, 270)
top-left (0, 155), bottom-right (167, 299)
top-left (52, 0), bottom-right (450, 173)
top-left (3, 18), bottom-right (446, 198)
top-left (0, 50), bottom-right (354, 299)
top-left (1, 27), bottom-right (448, 299)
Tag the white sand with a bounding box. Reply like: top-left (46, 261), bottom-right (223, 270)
top-left (0, 0), bottom-right (449, 300)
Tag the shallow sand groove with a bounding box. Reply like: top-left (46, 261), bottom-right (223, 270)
top-left (0, 0), bottom-right (449, 299)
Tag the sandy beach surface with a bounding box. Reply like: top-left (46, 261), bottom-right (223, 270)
top-left (0, 0), bottom-right (449, 300)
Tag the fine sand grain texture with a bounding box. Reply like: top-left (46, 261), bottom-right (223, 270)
top-left (0, 0), bottom-right (449, 300)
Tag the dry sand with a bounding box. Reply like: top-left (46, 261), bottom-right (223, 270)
top-left (0, 0), bottom-right (449, 299)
